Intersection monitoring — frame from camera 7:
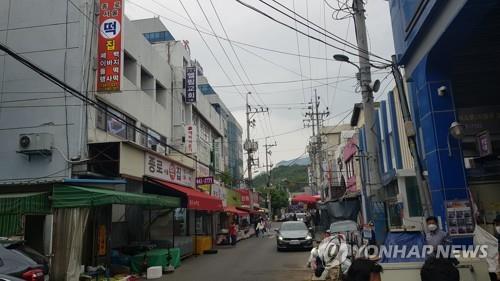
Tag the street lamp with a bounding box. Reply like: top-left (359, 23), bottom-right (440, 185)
top-left (333, 54), bottom-right (360, 71)
top-left (447, 121), bottom-right (465, 156)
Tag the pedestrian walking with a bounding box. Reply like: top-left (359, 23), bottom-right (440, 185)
top-left (229, 221), bottom-right (238, 246)
top-left (256, 220), bottom-right (265, 238)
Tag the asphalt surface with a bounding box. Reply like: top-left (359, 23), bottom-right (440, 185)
top-left (162, 227), bottom-right (311, 281)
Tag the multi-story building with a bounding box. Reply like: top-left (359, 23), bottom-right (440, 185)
top-left (353, 90), bottom-right (425, 243)
top-left (319, 124), bottom-right (354, 201)
top-left (0, 3), bottom-right (242, 277)
top-left (388, 0), bottom-right (500, 242)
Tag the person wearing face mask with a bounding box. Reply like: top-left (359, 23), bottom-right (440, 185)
top-left (424, 216), bottom-right (451, 256)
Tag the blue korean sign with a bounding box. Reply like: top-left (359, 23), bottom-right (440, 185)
top-left (185, 67), bottom-right (197, 103)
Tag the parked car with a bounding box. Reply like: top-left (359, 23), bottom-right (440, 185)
top-left (0, 242), bottom-right (47, 281)
top-left (276, 221), bottom-right (313, 251)
top-left (0, 274), bottom-right (25, 281)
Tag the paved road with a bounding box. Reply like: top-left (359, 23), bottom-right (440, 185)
top-left (162, 230), bottom-right (311, 281)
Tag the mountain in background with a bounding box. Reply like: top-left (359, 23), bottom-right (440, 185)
top-left (253, 164), bottom-right (308, 193)
top-left (275, 155), bottom-right (310, 167)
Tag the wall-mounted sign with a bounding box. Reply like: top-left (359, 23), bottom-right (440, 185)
top-left (98, 224), bottom-right (107, 256)
top-left (211, 184), bottom-right (227, 207)
top-left (476, 131), bottom-right (492, 158)
top-left (196, 176), bottom-right (214, 185)
top-left (457, 106), bottom-right (500, 135)
top-left (185, 124), bottom-right (197, 154)
top-left (238, 189), bottom-right (251, 207)
top-left (185, 67), bottom-right (197, 103)
top-left (97, 0), bottom-right (123, 92)
top-left (145, 152), bottom-right (194, 187)
top-left (445, 200), bottom-right (474, 237)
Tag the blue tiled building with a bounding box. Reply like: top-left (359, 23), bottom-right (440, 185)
top-left (388, 0), bottom-right (500, 241)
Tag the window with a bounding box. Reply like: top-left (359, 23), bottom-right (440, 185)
top-left (405, 177), bottom-right (423, 217)
top-left (387, 200), bottom-right (403, 228)
top-left (96, 101), bottom-right (135, 141)
top-left (142, 31), bottom-right (174, 43)
top-left (139, 124), bottom-right (167, 154)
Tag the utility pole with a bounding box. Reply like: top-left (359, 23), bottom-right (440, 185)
top-left (264, 137), bottom-right (277, 216)
top-left (352, 0), bottom-right (381, 199)
top-left (305, 90), bottom-right (329, 200)
top-left (244, 92), bottom-right (268, 189)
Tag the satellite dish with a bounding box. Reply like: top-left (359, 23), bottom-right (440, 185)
top-left (371, 79), bottom-right (381, 93)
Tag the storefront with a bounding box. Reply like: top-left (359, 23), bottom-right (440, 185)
top-left (144, 178), bottom-right (223, 256)
top-left (50, 184), bottom-right (180, 280)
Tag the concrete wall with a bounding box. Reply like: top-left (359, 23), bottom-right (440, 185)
top-left (0, 0), bottom-right (95, 184)
top-left (89, 16), bottom-right (173, 144)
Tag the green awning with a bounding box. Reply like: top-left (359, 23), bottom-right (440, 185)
top-left (0, 192), bottom-right (51, 214)
top-left (0, 192), bottom-right (51, 237)
top-left (52, 185), bottom-right (180, 209)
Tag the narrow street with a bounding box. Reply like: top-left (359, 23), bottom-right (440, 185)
top-left (164, 231), bottom-right (311, 281)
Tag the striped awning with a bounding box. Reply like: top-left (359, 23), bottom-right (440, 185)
top-left (0, 192), bottom-right (51, 237)
top-left (0, 192), bottom-right (51, 215)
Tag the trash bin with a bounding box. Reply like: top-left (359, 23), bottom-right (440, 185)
top-left (194, 236), bottom-right (212, 255)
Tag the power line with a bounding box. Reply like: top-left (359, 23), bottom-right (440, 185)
top-left (292, 0), bottom-right (307, 103)
top-left (177, 0), bottom-right (246, 101)
top-left (232, 1), bottom-right (386, 66)
top-left (0, 41), bottom-right (228, 177)
top-left (128, 0), bottom-right (340, 62)
top-left (253, 0), bottom-right (391, 64)
top-left (270, 0), bottom-right (384, 62)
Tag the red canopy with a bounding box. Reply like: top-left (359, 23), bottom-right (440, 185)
top-left (292, 194), bottom-right (320, 204)
top-left (224, 206), bottom-right (248, 216)
top-left (153, 180), bottom-right (223, 211)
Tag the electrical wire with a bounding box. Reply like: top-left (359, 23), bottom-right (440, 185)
top-left (177, 0), bottom-right (246, 101)
top-left (0, 42), bottom-right (228, 177)
top-left (127, 0), bottom-right (340, 62)
top-left (254, 0), bottom-right (391, 64)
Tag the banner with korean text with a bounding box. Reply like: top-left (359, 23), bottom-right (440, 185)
top-left (145, 153), bottom-right (194, 187)
top-left (97, 0), bottom-right (123, 91)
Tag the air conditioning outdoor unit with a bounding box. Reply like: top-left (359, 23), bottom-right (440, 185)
top-left (17, 133), bottom-right (54, 155)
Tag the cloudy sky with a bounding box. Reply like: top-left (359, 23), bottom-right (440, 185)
top-left (126, 0), bottom-right (395, 172)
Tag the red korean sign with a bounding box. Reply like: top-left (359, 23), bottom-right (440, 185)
top-left (237, 189), bottom-right (251, 206)
top-left (97, 0), bottom-right (123, 92)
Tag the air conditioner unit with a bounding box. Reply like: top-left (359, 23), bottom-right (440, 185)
top-left (151, 144), bottom-right (167, 155)
top-left (18, 133), bottom-right (54, 155)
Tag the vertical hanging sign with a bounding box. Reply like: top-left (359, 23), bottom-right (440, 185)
top-left (97, 0), bottom-right (123, 92)
top-left (185, 66), bottom-right (197, 103)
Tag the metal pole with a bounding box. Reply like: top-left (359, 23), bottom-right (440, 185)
top-left (391, 55), bottom-right (433, 216)
top-left (246, 92), bottom-right (253, 188)
top-left (352, 0), bottom-right (381, 198)
top-left (314, 90), bottom-right (324, 201)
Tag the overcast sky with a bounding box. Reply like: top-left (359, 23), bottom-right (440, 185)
top-left (125, 0), bottom-right (395, 172)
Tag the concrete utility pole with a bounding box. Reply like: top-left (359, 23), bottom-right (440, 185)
top-left (305, 90), bottom-right (329, 200)
top-left (352, 0), bottom-right (381, 198)
top-left (244, 92), bottom-right (268, 189)
top-left (264, 137), bottom-right (277, 216)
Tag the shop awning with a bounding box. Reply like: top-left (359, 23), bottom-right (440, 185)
top-left (292, 194), bottom-right (320, 204)
top-left (0, 192), bottom-right (51, 237)
top-left (149, 180), bottom-right (223, 212)
top-left (0, 192), bottom-right (51, 214)
top-left (223, 206), bottom-right (248, 216)
top-left (236, 206), bottom-right (258, 215)
top-left (52, 185), bottom-right (180, 208)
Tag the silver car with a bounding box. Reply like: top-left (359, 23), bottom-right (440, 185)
top-left (276, 221), bottom-right (313, 251)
